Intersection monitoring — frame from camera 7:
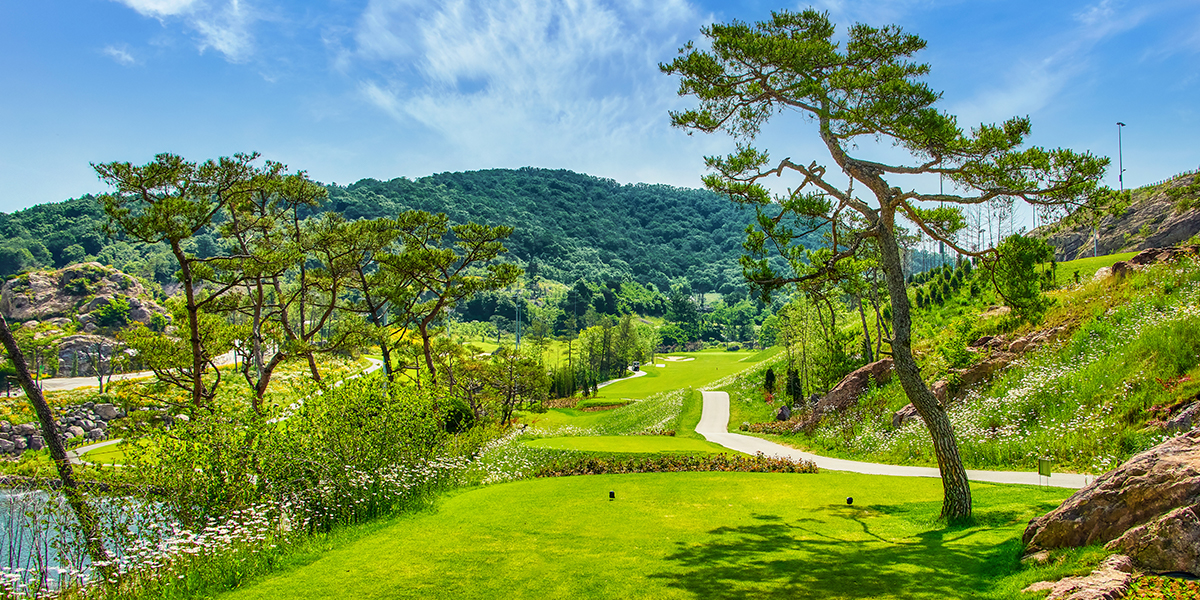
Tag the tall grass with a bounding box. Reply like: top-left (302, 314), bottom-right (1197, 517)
top-left (744, 257), bottom-right (1200, 474)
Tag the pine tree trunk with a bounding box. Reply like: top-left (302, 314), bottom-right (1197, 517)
top-left (877, 210), bottom-right (972, 522)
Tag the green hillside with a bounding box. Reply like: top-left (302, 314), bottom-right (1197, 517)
top-left (0, 168), bottom-right (824, 295)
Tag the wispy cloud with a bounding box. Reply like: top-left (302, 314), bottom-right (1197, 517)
top-left (116, 0), bottom-right (199, 17)
top-left (347, 0), bottom-right (705, 178)
top-left (112, 0), bottom-right (258, 62)
top-left (103, 44), bottom-right (138, 65)
top-left (952, 0), bottom-right (1156, 125)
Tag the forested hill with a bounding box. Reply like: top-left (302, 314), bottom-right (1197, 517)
top-left (330, 168), bottom-right (763, 293)
top-left (1, 167), bottom-right (817, 293)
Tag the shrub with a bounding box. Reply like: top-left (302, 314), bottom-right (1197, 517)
top-left (533, 451), bottom-right (818, 477)
top-left (91, 296), bottom-right (131, 327)
top-left (63, 277), bottom-right (94, 296)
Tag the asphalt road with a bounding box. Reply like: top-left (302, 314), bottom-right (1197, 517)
top-left (696, 390), bottom-right (1090, 489)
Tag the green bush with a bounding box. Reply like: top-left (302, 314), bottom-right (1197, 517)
top-left (575, 398), bottom-right (634, 410)
top-left (63, 276), bottom-right (94, 296)
top-left (91, 296), bottom-right (131, 327)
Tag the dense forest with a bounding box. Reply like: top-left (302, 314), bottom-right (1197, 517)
top-left (1, 168), bottom-right (823, 295)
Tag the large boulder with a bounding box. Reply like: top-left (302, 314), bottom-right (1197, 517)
top-left (1023, 429), bottom-right (1200, 551)
top-left (817, 358), bottom-right (893, 413)
top-left (56, 335), bottom-right (120, 378)
top-left (94, 403), bottom-right (120, 421)
top-left (795, 358), bottom-right (892, 431)
top-left (1107, 504), bottom-right (1200, 575)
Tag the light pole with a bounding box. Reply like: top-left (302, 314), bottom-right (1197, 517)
top-left (1097, 121), bottom-right (1127, 258)
top-left (1117, 122), bottom-right (1126, 194)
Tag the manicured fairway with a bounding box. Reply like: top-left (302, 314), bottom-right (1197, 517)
top-left (589, 349), bottom-right (774, 401)
top-left (524, 435), bottom-right (730, 453)
top-left (219, 471), bottom-right (1072, 600)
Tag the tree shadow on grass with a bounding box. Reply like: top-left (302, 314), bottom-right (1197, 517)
top-left (647, 505), bottom-right (1026, 599)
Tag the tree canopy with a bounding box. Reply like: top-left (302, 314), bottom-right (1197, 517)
top-left (662, 9), bottom-right (1108, 521)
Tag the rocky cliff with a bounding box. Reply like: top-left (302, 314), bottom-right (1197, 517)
top-left (1033, 171), bottom-right (1200, 261)
top-left (0, 262), bottom-right (166, 328)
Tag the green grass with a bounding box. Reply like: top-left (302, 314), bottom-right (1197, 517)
top-left (217, 471), bottom-right (1081, 600)
top-left (79, 442), bottom-right (129, 465)
top-left (1054, 251), bottom-right (1138, 287)
top-left (728, 255), bottom-right (1200, 474)
top-left (523, 436), bottom-right (730, 454)
top-left (586, 350), bottom-right (762, 402)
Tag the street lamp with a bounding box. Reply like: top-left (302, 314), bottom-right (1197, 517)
top-left (1117, 122), bottom-right (1126, 193)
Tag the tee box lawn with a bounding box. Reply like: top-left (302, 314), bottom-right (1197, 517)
top-left (218, 471), bottom-right (1076, 600)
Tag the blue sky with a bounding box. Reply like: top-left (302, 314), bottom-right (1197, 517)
top-left (2, 0), bottom-right (1198, 224)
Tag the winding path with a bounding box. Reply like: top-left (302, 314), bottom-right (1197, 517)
top-left (696, 390), bottom-right (1089, 489)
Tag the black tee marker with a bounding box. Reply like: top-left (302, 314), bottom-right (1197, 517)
top-left (846, 497), bottom-right (854, 505)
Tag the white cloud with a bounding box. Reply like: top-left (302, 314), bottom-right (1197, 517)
top-left (112, 0), bottom-right (257, 63)
top-left (103, 44), bottom-right (138, 65)
top-left (114, 0), bottom-right (199, 17)
top-left (350, 0), bottom-right (705, 181)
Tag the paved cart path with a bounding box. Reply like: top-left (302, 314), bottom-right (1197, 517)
top-left (696, 390), bottom-right (1089, 489)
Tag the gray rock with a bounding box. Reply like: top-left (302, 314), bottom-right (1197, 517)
top-left (1166, 403), bottom-right (1200, 434)
top-left (86, 429), bottom-right (105, 441)
top-left (775, 404), bottom-right (791, 421)
top-left (0, 439), bottom-right (13, 453)
top-left (14, 423), bottom-right (36, 436)
top-left (27, 436), bottom-right (44, 451)
top-left (66, 426), bottom-right (85, 439)
top-left (94, 404), bottom-right (120, 421)
top-left (13, 438), bottom-right (26, 451)
top-left (0, 421), bottom-right (10, 432)
top-left (80, 419), bottom-right (95, 431)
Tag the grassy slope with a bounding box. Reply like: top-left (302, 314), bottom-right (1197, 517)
top-left (219, 472), bottom-right (1079, 600)
top-left (588, 349), bottom-right (767, 401)
top-left (521, 349), bottom-right (767, 433)
top-left (721, 252), bottom-right (1200, 473)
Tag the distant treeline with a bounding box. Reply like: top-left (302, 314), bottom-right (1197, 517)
top-left (1, 168), bottom-right (821, 294)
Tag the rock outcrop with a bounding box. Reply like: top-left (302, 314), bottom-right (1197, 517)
top-left (0, 402), bottom-right (124, 456)
top-left (1032, 171), bottom-right (1200, 261)
top-left (1022, 554), bottom-right (1134, 600)
top-left (793, 358), bottom-right (892, 431)
top-left (1107, 504), bottom-right (1200, 576)
top-left (1023, 430), bottom-right (1200, 576)
top-left (0, 262), bottom-right (165, 325)
top-left (890, 325), bottom-right (1072, 428)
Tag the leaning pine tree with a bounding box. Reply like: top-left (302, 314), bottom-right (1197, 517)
top-left (661, 9), bottom-right (1107, 521)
